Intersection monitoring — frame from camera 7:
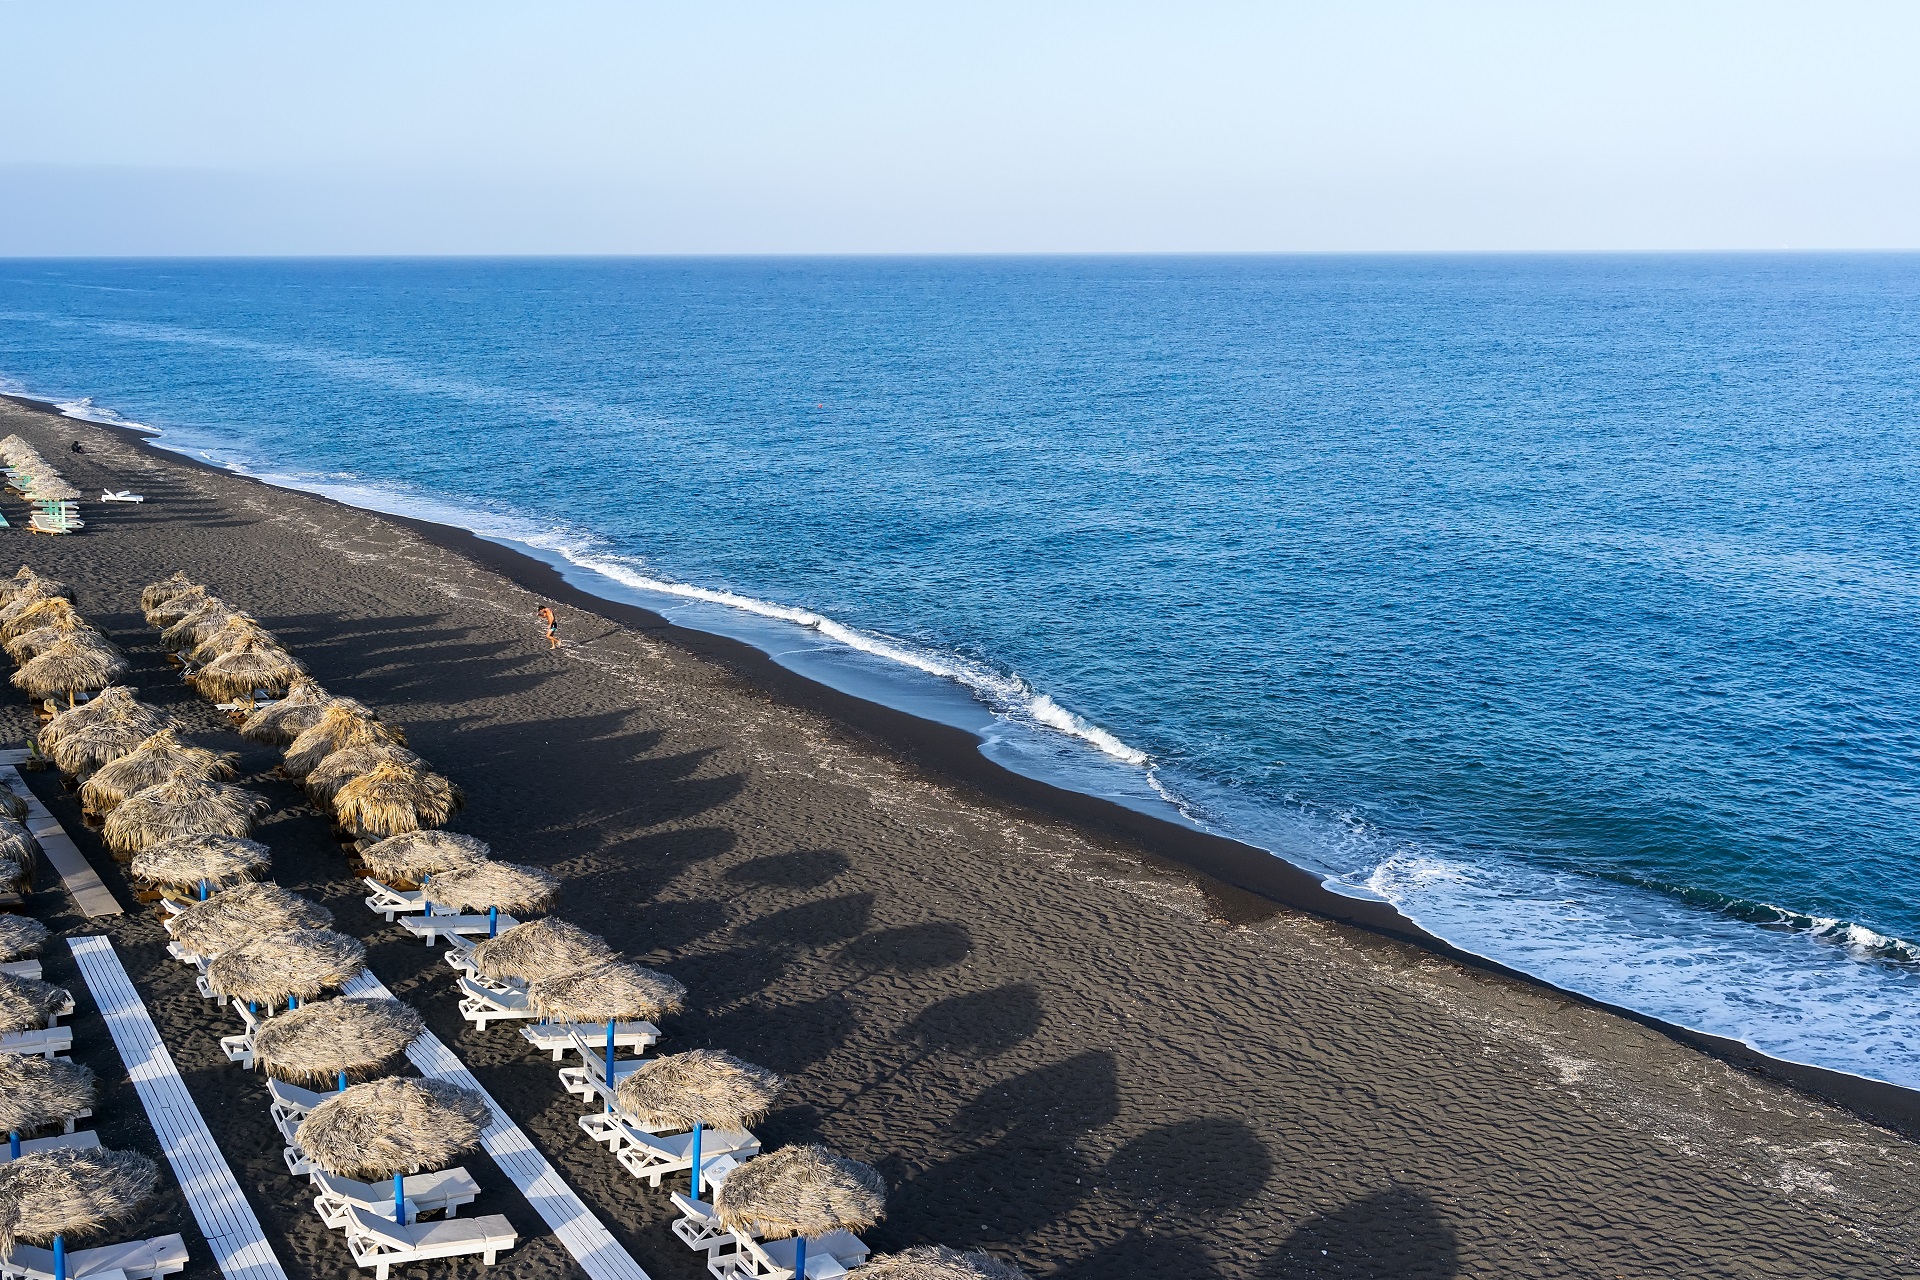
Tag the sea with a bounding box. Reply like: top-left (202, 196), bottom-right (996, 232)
top-left (3, 255), bottom-right (1917, 1089)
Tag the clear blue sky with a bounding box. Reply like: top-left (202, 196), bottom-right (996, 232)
top-left (2, 1), bottom-right (1916, 254)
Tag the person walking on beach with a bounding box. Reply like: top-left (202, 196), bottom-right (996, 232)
top-left (537, 604), bottom-right (560, 649)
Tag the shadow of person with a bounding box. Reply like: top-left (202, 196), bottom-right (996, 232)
top-left (1264, 1186), bottom-right (1460, 1280)
top-left (725, 848), bottom-right (851, 889)
top-left (1104, 1117), bottom-right (1274, 1216)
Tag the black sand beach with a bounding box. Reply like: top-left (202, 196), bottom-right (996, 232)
top-left (4, 394), bottom-right (1919, 1279)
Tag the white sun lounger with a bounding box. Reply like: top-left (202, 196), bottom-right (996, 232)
top-left (0, 960), bottom-right (41, 980)
top-left (267, 1078), bottom-right (338, 1144)
top-left (312, 1167), bottom-right (482, 1229)
top-left (597, 1119), bottom-right (760, 1189)
top-left (455, 975), bottom-right (539, 1028)
top-left (0, 1231), bottom-right (187, 1280)
top-left (218, 998), bottom-right (265, 1069)
top-left (0, 1130), bottom-right (101, 1163)
top-left (397, 912), bottom-right (517, 947)
top-left (362, 878), bottom-right (429, 921)
top-left (668, 1192), bottom-right (743, 1269)
top-left (341, 1202), bottom-right (515, 1279)
top-left (557, 1029), bottom-right (647, 1106)
top-left (521, 1017), bottom-right (657, 1061)
top-left (733, 1230), bottom-right (870, 1280)
top-left (100, 491), bottom-right (144, 503)
top-left (0, 1026), bottom-right (73, 1059)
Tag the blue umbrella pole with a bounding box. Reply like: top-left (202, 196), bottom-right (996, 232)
top-left (198, 879), bottom-right (209, 901)
top-left (394, 1172), bottom-right (405, 1222)
top-left (488, 905), bottom-right (498, 937)
top-left (794, 1236), bottom-right (806, 1279)
top-left (53, 1234), bottom-right (65, 1280)
top-left (7, 1129), bottom-right (17, 1158)
top-left (337, 1070), bottom-right (348, 1093)
top-left (689, 1123), bottom-right (702, 1197)
top-left (605, 1019), bottom-right (616, 1075)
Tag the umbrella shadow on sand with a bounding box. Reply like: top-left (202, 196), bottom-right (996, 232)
top-left (1261, 1185), bottom-right (1460, 1280)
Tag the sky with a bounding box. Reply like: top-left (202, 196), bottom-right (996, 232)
top-left (1, 1), bottom-right (1917, 255)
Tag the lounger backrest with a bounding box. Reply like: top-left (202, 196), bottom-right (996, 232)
top-left (342, 1202), bottom-right (415, 1251)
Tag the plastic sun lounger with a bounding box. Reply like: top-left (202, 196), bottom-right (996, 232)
top-left (0, 1130), bottom-right (102, 1164)
top-left (556, 1030), bottom-right (647, 1105)
top-left (668, 1192), bottom-right (742, 1269)
top-left (312, 1167), bottom-right (482, 1229)
top-left (0, 1231), bottom-right (188, 1280)
top-left (0, 1026), bottom-right (73, 1059)
top-left (456, 975), bottom-right (540, 1028)
top-left (521, 1017), bottom-right (657, 1061)
top-left (605, 1122), bottom-right (760, 1189)
top-left (362, 878), bottom-right (427, 922)
top-left (397, 912), bottom-right (517, 946)
top-left (268, 1079), bottom-right (338, 1144)
top-left (219, 999), bottom-right (264, 1069)
top-left (99, 491), bottom-right (144, 503)
top-left (340, 1202), bottom-right (516, 1279)
top-left (0, 959), bottom-right (42, 980)
top-left (738, 1230), bottom-right (870, 1280)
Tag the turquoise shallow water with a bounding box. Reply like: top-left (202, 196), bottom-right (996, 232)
top-left (4, 254), bottom-right (1919, 1084)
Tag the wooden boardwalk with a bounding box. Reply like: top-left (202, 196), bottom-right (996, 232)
top-left (343, 968), bottom-right (653, 1280)
top-left (68, 934), bottom-right (288, 1280)
top-left (2, 761), bottom-right (122, 916)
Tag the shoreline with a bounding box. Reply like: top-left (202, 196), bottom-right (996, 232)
top-left (14, 391), bottom-right (1920, 1138)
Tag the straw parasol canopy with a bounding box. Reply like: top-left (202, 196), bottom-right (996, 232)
top-left (2, 621), bottom-right (90, 664)
top-left (188, 636), bottom-right (305, 702)
top-left (36, 686), bottom-right (146, 754)
top-left (23, 477), bottom-right (80, 503)
top-left (527, 959), bottom-right (687, 1024)
top-left (614, 1050), bottom-right (784, 1132)
top-left (11, 636), bottom-right (126, 701)
top-left (129, 834), bottom-right (270, 894)
top-left (358, 830), bottom-right (488, 884)
top-left (144, 583), bottom-right (214, 628)
top-left (293, 1078), bottom-right (490, 1180)
top-left (238, 677), bottom-right (333, 745)
top-left (159, 599), bottom-right (243, 651)
top-left (80, 727), bottom-right (237, 815)
top-left (0, 567), bottom-right (62, 607)
top-left (0, 596), bottom-right (80, 646)
top-left (0, 1055), bottom-right (95, 1136)
top-left (187, 615), bottom-right (272, 663)
top-left (305, 740), bottom-right (424, 808)
top-left (411, 860), bottom-right (555, 915)
top-left (167, 882), bottom-right (334, 959)
top-left (283, 703), bottom-right (405, 778)
top-left (0, 786), bottom-right (26, 822)
top-left (205, 928), bottom-right (367, 1005)
top-left (0, 858), bottom-right (25, 894)
top-left (0, 973), bottom-right (70, 1034)
top-left (42, 691), bottom-right (164, 776)
top-left (102, 777), bottom-right (267, 854)
top-left (0, 1147), bottom-right (159, 1256)
top-left (334, 761), bottom-right (463, 839)
top-left (471, 918), bottom-right (609, 985)
top-left (139, 571), bottom-right (198, 617)
top-left (0, 815), bottom-right (39, 867)
top-left (252, 996), bottom-right (425, 1085)
top-left (714, 1145), bottom-right (887, 1242)
top-left (0, 915), bottom-right (49, 962)
top-left (860, 1248), bottom-right (1031, 1280)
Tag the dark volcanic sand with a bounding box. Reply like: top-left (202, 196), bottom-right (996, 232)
top-left (3, 397), bottom-right (1918, 1280)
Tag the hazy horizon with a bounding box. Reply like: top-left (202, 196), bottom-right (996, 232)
top-left (4, 2), bottom-right (1917, 256)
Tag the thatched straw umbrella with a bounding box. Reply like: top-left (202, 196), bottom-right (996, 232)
top-left (0, 915), bottom-right (49, 963)
top-left (283, 703), bottom-right (405, 778)
top-left (0, 858), bottom-right (26, 895)
top-left (23, 477), bottom-right (80, 504)
top-left (188, 637), bottom-right (304, 704)
top-left (358, 830), bottom-right (488, 885)
top-left (167, 882), bottom-right (333, 960)
top-left (0, 1147), bottom-right (159, 1275)
top-left (205, 928), bottom-right (366, 1009)
top-left (409, 860), bottom-right (555, 931)
top-left (12, 637), bottom-right (126, 705)
top-left (714, 1144), bottom-right (887, 1276)
top-left (0, 815), bottom-right (39, 868)
top-left (2, 621), bottom-right (89, 664)
top-left (305, 740), bottom-right (423, 808)
top-left (294, 1077), bottom-right (490, 1217)
top-left (0, 973), bottom-right (70, 1034)
top-left (237, 678), bottom-right (332, 745)
top-left (615, 1050), bottom-right (783, 1194)
top-left (101, 777), bottom-right (266, 855)
top-left (42, 691), bottom-right (163, 777)
top-left (0, 596), bottom-right (80, 646)
top-left (139, 571), bottom-right (198, 618)
top-left (158, 599), bottom-right (242, 652)
top-left (36, 686), bottom-right (146, 756)
top-left (186, 615), bottom-right (271, 664)
top-left (252, 996), bottom-right (425, 1086)
top-left (0, 786), bottom-right (26, 822)
top-left (861, 1247), bottom-right (1031, 1280)
top-left (334, 761), bottom-right (463, 840)
top-left (0, 568), bottom-right (60, 607)
top-left (471, 919), bottom-right (609, 985)
top-left (144, 583), bottom-right (214, 628)
top-left (79, 728), bottom-right (237, 816)
top-left (0, 1055), bottom-right (94, 1147)
top-left (128, 834), bottom-right (270, 898)
top-left (528, 958), bottom-right (687, 1072)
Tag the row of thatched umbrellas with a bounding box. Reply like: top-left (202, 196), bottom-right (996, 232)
top-left (0, 437), bottom-right (82, 508)
top-left (1, 568), bottom-right (128, 708)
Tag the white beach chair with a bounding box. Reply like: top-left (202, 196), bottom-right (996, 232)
top-left (556, 1028), bottom-right (647, 1106)
top-left (730, 1230), bottom-right (870, 1280)
top-left (312, 1167), bottom-right (482, 1229)
top-left (668, 1192), bottom-right (743, 1270)
top-left (100, 491), bottom-right (144, 503)
top-left (0, 1026), bottom-right (73, 1059)
top-left (397, 912), bottom-right (517, 947)
top-left (0, 1130), bottom-right (101, 1164)
top-left (521, 1017), bottom-right (657, 1061)
top-left (219, 998), bottom-right (264, 1069)
top-left (362, 878), bottom-right (428, 921)
top-left (455, 976), bottom-right (541, 1029)
top-left (0, 1231), bottom-right (187, 1280)
top-left (340, 1203), bottom-right (516, 1279)
top-left (604, 1121), bottom-right (760, 1188)
top-left (267, 1078), bottom-right (338, 1144)
top-left (0, 960), bottom-right (42, 980)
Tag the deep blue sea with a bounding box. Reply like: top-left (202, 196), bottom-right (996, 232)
top-left (4, 256), bottom-right (1918, 1087)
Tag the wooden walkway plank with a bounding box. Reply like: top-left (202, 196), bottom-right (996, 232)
top-left (68, 934), bottom-right (289, 1280)
top-left (2, 762), bottom-right (123, 916)
top-left (343, 969), bottom-right (653, 1280)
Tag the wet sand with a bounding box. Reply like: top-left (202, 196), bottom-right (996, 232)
top-left (4, 395), bottom-right (1918, 1279)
